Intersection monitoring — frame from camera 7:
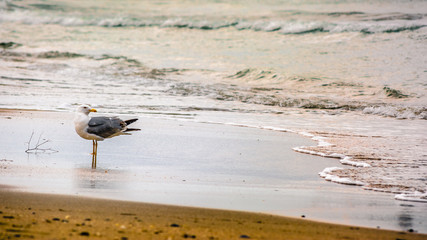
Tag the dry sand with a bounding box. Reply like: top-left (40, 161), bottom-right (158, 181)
top-left (1, 187), bottom-right (425, 240)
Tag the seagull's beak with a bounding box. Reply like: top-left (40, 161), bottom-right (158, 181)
top-left (90, 108), bottom-right (97, 112)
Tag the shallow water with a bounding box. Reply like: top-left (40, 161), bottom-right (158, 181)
top-left (0, 0), bottom-right (426, 205)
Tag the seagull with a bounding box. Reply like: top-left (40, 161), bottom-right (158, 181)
top-left (74, 105), bottom-right (140, 168)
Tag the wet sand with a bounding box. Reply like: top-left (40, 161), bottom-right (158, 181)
top-left (1, 187), bottom-right (425, 240)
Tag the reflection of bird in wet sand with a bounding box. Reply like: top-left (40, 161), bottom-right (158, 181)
top-left (74, 105), bottom-right (140, 168)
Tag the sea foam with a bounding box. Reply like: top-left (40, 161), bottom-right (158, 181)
top-left (395, 192), bottom-right (427, 203)
top-left (292, 131), bottom-right (370, 186)
top-left (318, 167), bottom-right (365, 186)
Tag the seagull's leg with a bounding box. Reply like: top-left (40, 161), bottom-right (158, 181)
top-left (94, 140), bottom-right (98, 168)
top-left (92, 152), bottom-right (95, 169)
top-left (92, 140), bottom-right (95, 155)
top-left (91, 140), bottom-right (96, 169)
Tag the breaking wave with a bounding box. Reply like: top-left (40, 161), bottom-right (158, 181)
top-left (1, 7), bottom-right (426, 34)
top-left (235, 19), bottom-right (426, 34)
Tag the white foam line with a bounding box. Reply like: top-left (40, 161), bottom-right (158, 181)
top-left (292, 132), bottom-right (371, 167)
top-left (298, 131), bottom-right (336, 148)
top-left (340, 156), bottom-right (371, 168)
top-left (299, 131), bottom-right (314, 137)
top-left (291, 131), bottom-right (372, 187)
top-left (362, 187), bottom-right (402, 194)
top-left (364, 187), bottom-right (427, 203)
top-left (260, 126), bottom-right (296, 133)
top-left (328, 153), bottom-right (346, 158)
top-left (318, 167), bottom-right (365, 186)
top-left (292, 146), bottom-right (345, 159)
top-left (394, 192), bottom-right (427, 203)
top-left (318, 167), bottom-right (342, 178)
top-left (292, 146), bottom-right (328, 157)
top-left (311, 136), bottom-right (334, 147)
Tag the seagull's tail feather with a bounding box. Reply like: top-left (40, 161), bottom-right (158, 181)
top-left (124, 118), bottom-right (138, 126)
top-left (123, 119), bottom-right (140, 132)
top-left (124, 128), bottom-right (141, 132)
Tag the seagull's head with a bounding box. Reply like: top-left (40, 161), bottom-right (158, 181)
top-left (76, 105), bottom-right (97, 115)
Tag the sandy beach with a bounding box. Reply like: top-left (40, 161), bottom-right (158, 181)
top-left (1, 187), bottom-right (426, 240)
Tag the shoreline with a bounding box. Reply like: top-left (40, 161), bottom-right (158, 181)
top-left (1, 107), bottom-right (423, 197)
top-left (1, 108), bottom-right (426, 235)
top-left (1, 186), bottom-right (425, 240)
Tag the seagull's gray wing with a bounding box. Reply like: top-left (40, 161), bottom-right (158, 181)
top-left (87, 116), bottom-right (126, 138)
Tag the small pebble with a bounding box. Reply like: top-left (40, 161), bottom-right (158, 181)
top-left (170, 223), bottom-right (180, 227)
top-left (52, 218), bottom-right (60, 221)
top-left (240, 235), bottom-right (250, 239)
top-left (182, 233), bottom-right (196, 238)
top-left (80, 231), bottom-right (90, 236)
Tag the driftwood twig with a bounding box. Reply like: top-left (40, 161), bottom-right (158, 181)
top-left (25, 131), bottom-right (58, 154)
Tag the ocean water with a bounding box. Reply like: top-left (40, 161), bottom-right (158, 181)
top-left (0, 0), bottom-right (426, 202)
